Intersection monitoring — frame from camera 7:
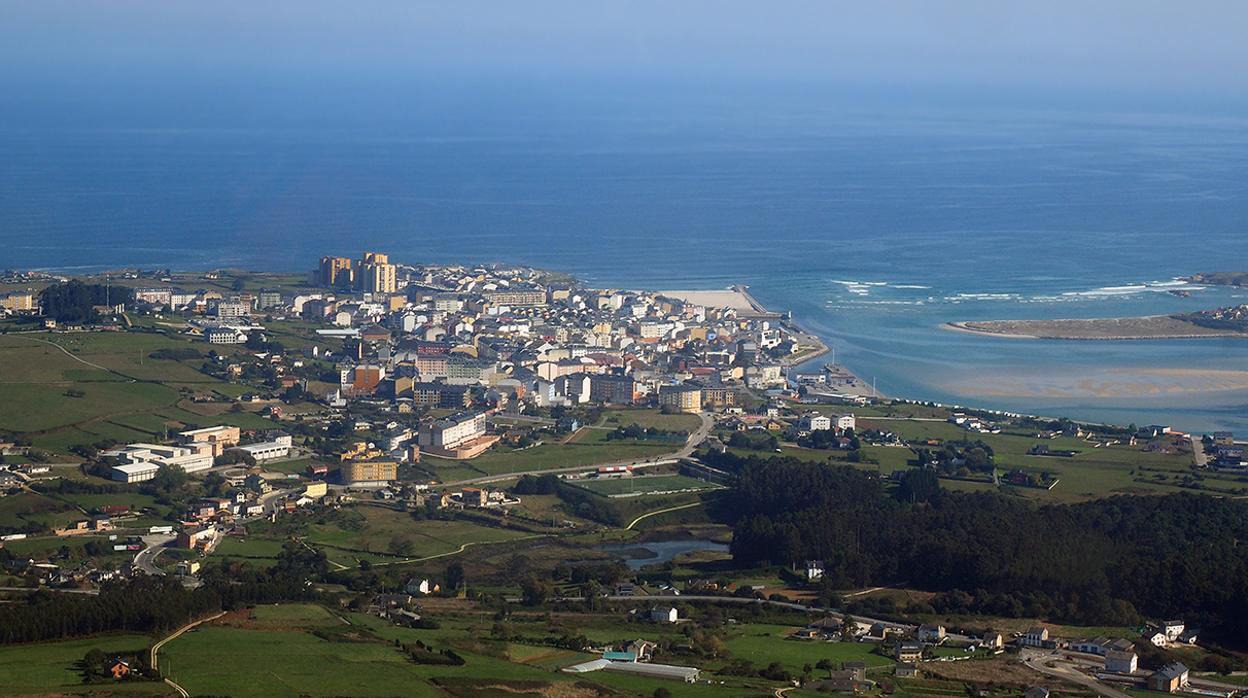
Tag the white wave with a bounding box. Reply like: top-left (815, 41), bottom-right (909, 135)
top-left (949, 292), bottom-right (1021, 301)
top-left (1060, 279), bottom-right (1206, 298)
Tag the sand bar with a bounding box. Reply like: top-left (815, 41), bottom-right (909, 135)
top-left (945, 315), bottom-right (1246, 340)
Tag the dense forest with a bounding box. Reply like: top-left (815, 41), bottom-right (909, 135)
top-left (707, 451), bottom-right (1248, 644)
top-left (38, 281), bottom-right (134, 323)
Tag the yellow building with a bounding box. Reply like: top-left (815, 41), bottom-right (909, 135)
top-left (319, 256), bottom-right (354, 287)
top-left (658, 385), bottom-right (702, 413)
top-left (0, 292), bottom-right (34, 312)
top-left (358, 260), bottom-right (397, 294)
top-left (303, 481), bottom-right (328, 498)
top-left (341, 460), bottom-right (397, 484)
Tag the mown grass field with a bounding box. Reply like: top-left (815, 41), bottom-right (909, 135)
top-left (158, 604), bottom-right (601, 698)
top-left (0, 633), bottom-right (161, 695)
top-left (565, 473), bottom-right (720, 497)
top-left (598, 408), bottom-right (701, 432)
top-left (719, 623), bottom-right (893, 674)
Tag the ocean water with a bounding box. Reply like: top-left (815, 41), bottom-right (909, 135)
top-left (1, 86), bottom-right (1246, 432)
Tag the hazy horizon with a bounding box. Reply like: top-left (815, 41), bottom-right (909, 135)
top-left (3, 1), bottom-right (1248, 119)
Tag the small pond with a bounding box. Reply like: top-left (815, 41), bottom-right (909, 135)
top-left (597, 539), bottom-right (729, 570)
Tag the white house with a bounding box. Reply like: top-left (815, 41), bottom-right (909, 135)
top-left (206, 327), bottom-right (247, 344)
top-left (981, 631), bottom-right (1005, 650)
top-left (802, 414), bottom-right (832, 431)
top-left (835, 414), bottom-right (857, 431)
top-left (917, 625), bottom-right (946, 643)
top-left (405, 578), bottom-right (438, 595)
top-left (649, 607), bottom-right (678, 624)
top-left (804, 560), bottom-right (825, 581)
top-left (1162, 620), bottom-right (1185, 642)
top-left (1020, 627), bottom-right (1050, 647)
top-left (1105, 650), bottom-right (1138, 674)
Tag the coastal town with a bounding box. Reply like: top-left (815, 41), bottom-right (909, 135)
top-left (1, 255), bottom-right (1246, 698)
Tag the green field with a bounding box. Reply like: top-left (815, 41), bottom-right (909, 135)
top-left (214, 535), bottom-right (289, 567)
top-left (719, 623), bottom-right (893, 675)
top-left (856, 417), bottom-right (1207, 501)
top-left (291, 508), bottom-right (537, 567)
top-left (726, 414), bottom-right (1209, 502)
top-left (162, 625), bottom-right (442, 697)
top-left (598, 408), bottom-right (701, 432)
top-left (158, 605), bottom-right (606, 698)
top-left (0, 633), bottom-right (161, 695)
top-left (0, 491), bottom-right (85, 532)
top-left (566, 474), bottom-right (721, 497)
top-left (0, 331), bottom-right (281, 455)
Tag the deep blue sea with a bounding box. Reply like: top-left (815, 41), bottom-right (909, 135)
top-left (2, 86), bottom-right (1246, 432)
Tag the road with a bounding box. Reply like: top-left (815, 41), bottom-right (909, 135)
top-left (1021, 649), bottom-right (1134, 698)
top-left (1191, 436), bottom-right (1209, 467)
top-left (680, 412), bottom-right (715, 457)
top-left (133, 533), bottom-right (175, 576)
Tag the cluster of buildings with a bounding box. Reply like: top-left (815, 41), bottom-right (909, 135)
top-left (1207, 431), bottom-right (1245, 468)
top-left (0, 290), bottom-right (36, 315)
top-left (105, 425), bottom-right (293, 483)
top-left (105, 443), bottom-right (214, 483)
top-left (949, 412), bottom-right (1003, 434)
top-left (301, 254), bottom-right (808, 416)
top-left (319, 251), bottom-right (398, 294)
top-left (564, 636), bottom-right (701, 684)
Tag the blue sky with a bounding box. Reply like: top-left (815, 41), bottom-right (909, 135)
top-left (2, 2), bottom-right (1243, 90)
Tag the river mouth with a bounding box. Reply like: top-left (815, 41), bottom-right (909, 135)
top-left (597, 539), bottom-right (730, 570)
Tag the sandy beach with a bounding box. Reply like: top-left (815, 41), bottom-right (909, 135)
top-left (658, 288), bottom-right (758, 313)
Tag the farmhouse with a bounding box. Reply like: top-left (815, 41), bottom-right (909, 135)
top-left (649, 606), bottom-right (679, 624)
top-left (1148, 663), bottom-right (1189, 693)
top-left (1105, 650), bottom-right (1138, 674)
top-left (896, 641), bottom-right (924, 662)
